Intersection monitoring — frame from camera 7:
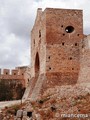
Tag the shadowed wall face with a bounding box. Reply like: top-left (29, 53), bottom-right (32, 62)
top-left (35, 52), bottom-right (40, 76)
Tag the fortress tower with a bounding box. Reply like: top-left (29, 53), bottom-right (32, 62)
top-left (24, 8), bottom-right (84, 100)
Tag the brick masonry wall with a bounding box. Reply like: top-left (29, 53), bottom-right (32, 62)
top-left (45, 8), bottom-right (83, 85)
top-left (41, 8), bottom-right (84, 93)
top-left (0, 68), bottom-right (26, 87)
top-left (46, 8), bottom-right (83, 44)
top-left (27, 8), bottom-right (88, 100)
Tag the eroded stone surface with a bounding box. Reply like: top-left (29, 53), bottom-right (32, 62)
top-left (24, 8), bottom-right (85, 101)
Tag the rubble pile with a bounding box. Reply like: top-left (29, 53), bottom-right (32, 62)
top-left (15, 84), bottom-right (90, 120)
top-left (1, 84), bottom-right (90, 120)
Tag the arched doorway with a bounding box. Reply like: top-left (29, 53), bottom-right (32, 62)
top-left (35, 52), bottom-right (40, 77)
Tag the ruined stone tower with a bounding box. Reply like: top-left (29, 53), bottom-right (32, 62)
top-left (24, 8), bottom-right (84, 100)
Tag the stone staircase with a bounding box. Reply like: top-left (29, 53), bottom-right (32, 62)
top-left (28, 74), bottom-right (38, 97)
top-left (30, 74), bottom-right (45, 101)
top-left (22, 77), bottom-right (35, 100)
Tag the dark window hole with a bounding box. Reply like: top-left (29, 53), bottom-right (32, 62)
top-left (61, 25), bottom-right (63, 27)
top-left (39, 100), bottom-right (44, 104)
top-left (27, 112), bottom-right (32, 118)
top-left (78, 109), bottom-right (81, 112)
top-left (77, 34), bottom-right (79, 36)
top-left (51, 106), bottom-right (56, 112)
top-left (82, 45), bottom-right (84, 48)
top-left (34, 39), bottom-right (35, 45)
top-left (62, 42), bottom-right (65, 46)
top-left (75, 43), bottom-right (78, 46)
top-left (14, 73), bottom-right (16, 75)
top-left (63, 33), bottom-right (65, 36)
top-left (39, 30), bottom-right (41, 38)
top-left (48, 56), bottom-right (50, 59)
top-left (6, 72), bottom-right (8, 75)
top-left (69, 57), bottom-right (72, 60)
top-left (72, 68), bottom-right (74, 70)
top-left (65, 26), bottom-right (74, 33)
top-left (49, 67), bottom-right (51, 70)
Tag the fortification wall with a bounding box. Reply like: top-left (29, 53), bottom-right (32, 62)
top-left (23, 8), bottom-right (90, 101)
top-left (0, 67), bottom-right (26, 87)
top-left (44, 8), bottom-right (83, 89)
top-left (26, 8), bottom-right (85, 101)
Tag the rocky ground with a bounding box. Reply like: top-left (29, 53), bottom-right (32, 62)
top-left (0, 84), bottom-right (90, 120)
top-left (28, 84), bottom-right (90, 120)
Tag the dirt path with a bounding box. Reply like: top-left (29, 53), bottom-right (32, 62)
top-left (0, 100), bottom-right (21, 110)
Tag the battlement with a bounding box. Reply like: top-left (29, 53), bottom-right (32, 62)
top-left (0, 66), bottom-right (31, 87)
top-left (0, 67), bottom-right (26, 87)
top-left (0, 68), bottom-right (24, 76)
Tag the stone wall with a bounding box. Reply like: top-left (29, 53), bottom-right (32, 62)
top-left (45, 8), bottom-right (83, 87)
top-left (0, 66), bottom-right (30, 100)
top-left (27, 8), bottom-right (84, 100)
top-left (0, 66), bottom-right (28, 87)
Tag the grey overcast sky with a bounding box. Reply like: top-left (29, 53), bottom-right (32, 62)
top-left (0, 0), bottom-right (90, 69)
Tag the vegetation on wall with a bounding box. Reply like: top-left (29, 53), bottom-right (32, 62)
top-left (0, 79), bottom-right (25, 101)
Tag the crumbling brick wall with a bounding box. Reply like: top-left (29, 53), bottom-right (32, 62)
top-left (42, 8), bottom-right (83, 91)
top-left (27, 8), bottom-right (85, 100)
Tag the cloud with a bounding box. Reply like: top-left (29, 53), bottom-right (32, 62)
top-left (0, 0), bottom-right (35, 69)
top-left (0, 33), bottom-right (30, 69)
top-left (0, 0), bottom-right (90, 69)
